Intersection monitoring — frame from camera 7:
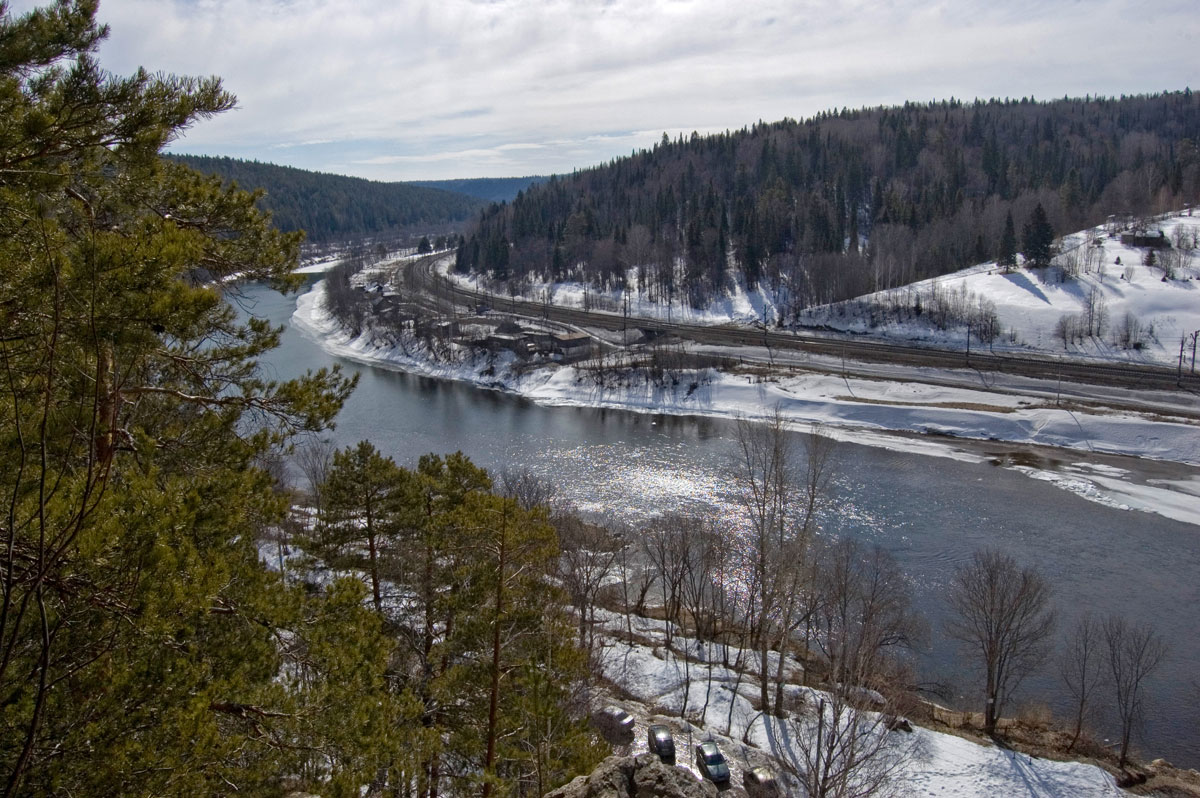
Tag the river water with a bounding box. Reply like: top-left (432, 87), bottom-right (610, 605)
top-left (239, 279), bottom-right (1200, 768)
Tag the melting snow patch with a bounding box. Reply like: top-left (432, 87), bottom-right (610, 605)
top-left (1010, 466), bottom-right (1131, 510)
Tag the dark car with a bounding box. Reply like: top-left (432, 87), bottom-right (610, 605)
top-left (695, 741), bottom-right (730, 787)
top-left (647, 724), bottom-right (676, 764)
top-left (742, 765), bottom-right (780, 798)
top-left (592, 705), bottom-right (635, 743)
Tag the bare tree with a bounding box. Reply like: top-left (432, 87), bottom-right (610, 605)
top-left (1059, 614), bottom-right (1103, 752)
top-left (497, 467), bottom-right (556, 511)
top-left (294, 436), bottom-right (336, 528)
top-left (556, 516), bottom-right (620, 651)
top-left (1103, 615), bottom-right (1167, 769)
top-left (610, 525), bottom-right (637, 639)
top-left (813, 539), bottom-right (925, 690)
top-left (944, 548), bottom-right (1056, 736)
top-left (642, 513), bottom-right (696, 648)
top-left (678, 520), bottom-right (721, 642)
top-left (783, 539), bottom-right (922, 798)
top-left (784, 687), bottom-right (914, 798)
top-left (256, 445), bottom-right (300, 584)
top-left (735, 408), bottom-right (790, 715)
top-left (733, 411), bottom-right (837, 717)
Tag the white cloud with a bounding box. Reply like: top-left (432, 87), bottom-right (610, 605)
top-left (9, 0), bottom-right (1197, 178)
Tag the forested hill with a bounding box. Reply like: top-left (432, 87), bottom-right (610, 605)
top-left (456, 92), bottom-right (1200, 315)
top-left (171, 155), bottom-right (485, 243)
top-left (410, 175), bottom-right (548, 204)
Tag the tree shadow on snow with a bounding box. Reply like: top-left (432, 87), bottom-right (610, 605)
top-left (1001, 271), bottom-right (1053, 305)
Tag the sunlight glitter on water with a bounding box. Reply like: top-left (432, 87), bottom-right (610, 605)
top-left (531, 442), bottom-right (747, 527)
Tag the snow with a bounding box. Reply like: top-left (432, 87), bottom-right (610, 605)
top-left (291, 276), bottom-right (1200, 527)
top-left (274, 222), bottom-right (1199, 795)
top-left (591, 609), bottom-right (1123, 798)
top-left (819, 213), bottom-right (1200, 368)
top-left (443, 261), bottom-right (787, 326)
top-left (295, 252), bottom-right (346, 274)
top-left (444, 212), bottom-right (1200, 368)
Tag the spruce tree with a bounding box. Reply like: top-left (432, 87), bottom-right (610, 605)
top-left (1022, 202), bottom-right (1056, 268)
top-left (998, 210), bottom-right (1018, 271)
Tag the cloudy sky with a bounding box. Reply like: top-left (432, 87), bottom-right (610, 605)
top-left (18, 0), bottom-right (1198, 181)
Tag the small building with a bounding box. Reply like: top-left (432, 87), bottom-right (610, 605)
top-left (522, 331), bottom-right (556, 352)
top-left (553, 333), bottom-right (592, 359)
top-left (486, 334), bottom-right (535, 355)
top-left (1120, 229), bottom-right (1172, 249)
top-left (371, 295), bottom-right (418, 326)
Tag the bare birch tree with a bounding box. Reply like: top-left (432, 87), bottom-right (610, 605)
top-left (642, 517), bottom-right (679, 646)
top-left (295, 436), bottom-right (337, 528)
top-left (497, 467), bottom-right (557, 511)
top-left (679, 520), bottom-right (721, 642)
top-left (814, 539), bottom-right (925, 690)
top-left (557, 516), bottom-right (621, 651)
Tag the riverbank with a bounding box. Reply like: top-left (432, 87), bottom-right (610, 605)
top-left (292, 277), bottom-right (1200, 527)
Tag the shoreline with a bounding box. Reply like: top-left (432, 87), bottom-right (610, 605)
top-left (290, 279), bottom-right (1200, 528)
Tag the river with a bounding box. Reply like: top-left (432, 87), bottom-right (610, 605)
top-left (238, 278), bottom-right (1200, 768)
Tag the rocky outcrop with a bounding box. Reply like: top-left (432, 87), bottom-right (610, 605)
top-left (546, 754), bottom-right (719, 798)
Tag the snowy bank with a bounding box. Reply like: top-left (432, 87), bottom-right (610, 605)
top-left (591, 610), bottom-right (1123, 798)
top-left (291, 278), bottom-right (1200, 527)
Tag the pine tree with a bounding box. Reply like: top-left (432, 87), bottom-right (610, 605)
top-left (317, 441), bottom-right (413, 614)
top-left (443, 491), bottom-right (605, 797)
top-left (0, 3), bottom-right (358, 795)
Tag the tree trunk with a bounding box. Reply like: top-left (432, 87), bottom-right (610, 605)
top-left (483, 508), bottom-right (508, 798)
top-left (367, 525), bottom-right (382, 615)
top-left (984, 665), bottom-right (998, 735)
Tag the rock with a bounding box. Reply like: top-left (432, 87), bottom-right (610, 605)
top-left (1150, 758), bottom-right (1173, 771)
top-left (545, 753), bottom-right (718, 798)
top-left (1115, 770), bottom-right (1148, 788)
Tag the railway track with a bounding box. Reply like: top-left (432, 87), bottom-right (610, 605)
top-left (406, 255), bottom-right (1200, 394)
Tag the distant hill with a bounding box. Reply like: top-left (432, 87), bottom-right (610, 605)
top-left (409, 176), bottom-right (548, 204)
top-left (170, 155), bottom-right (485, 244)
top-left (456, 91), bottom-right (1200, 316)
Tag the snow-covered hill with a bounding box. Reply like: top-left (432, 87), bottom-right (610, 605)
top-left (807, 211), bottom-right (1200, 368)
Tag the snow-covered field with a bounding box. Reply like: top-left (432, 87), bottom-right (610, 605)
top-left (591, 610), bottom-right (1123, 798)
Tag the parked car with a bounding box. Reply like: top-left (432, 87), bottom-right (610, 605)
top-left (592, 705), bottom-right (635, 743)
top-left (694, 741), bottom-right (731, 787)
top-left (647, 724), bottom-right (676, 764)
top-left (742, 765), bottom-right (780, 798)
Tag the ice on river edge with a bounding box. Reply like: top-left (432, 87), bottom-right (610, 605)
top-left (289, 279), bottom-right (1200, 528)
